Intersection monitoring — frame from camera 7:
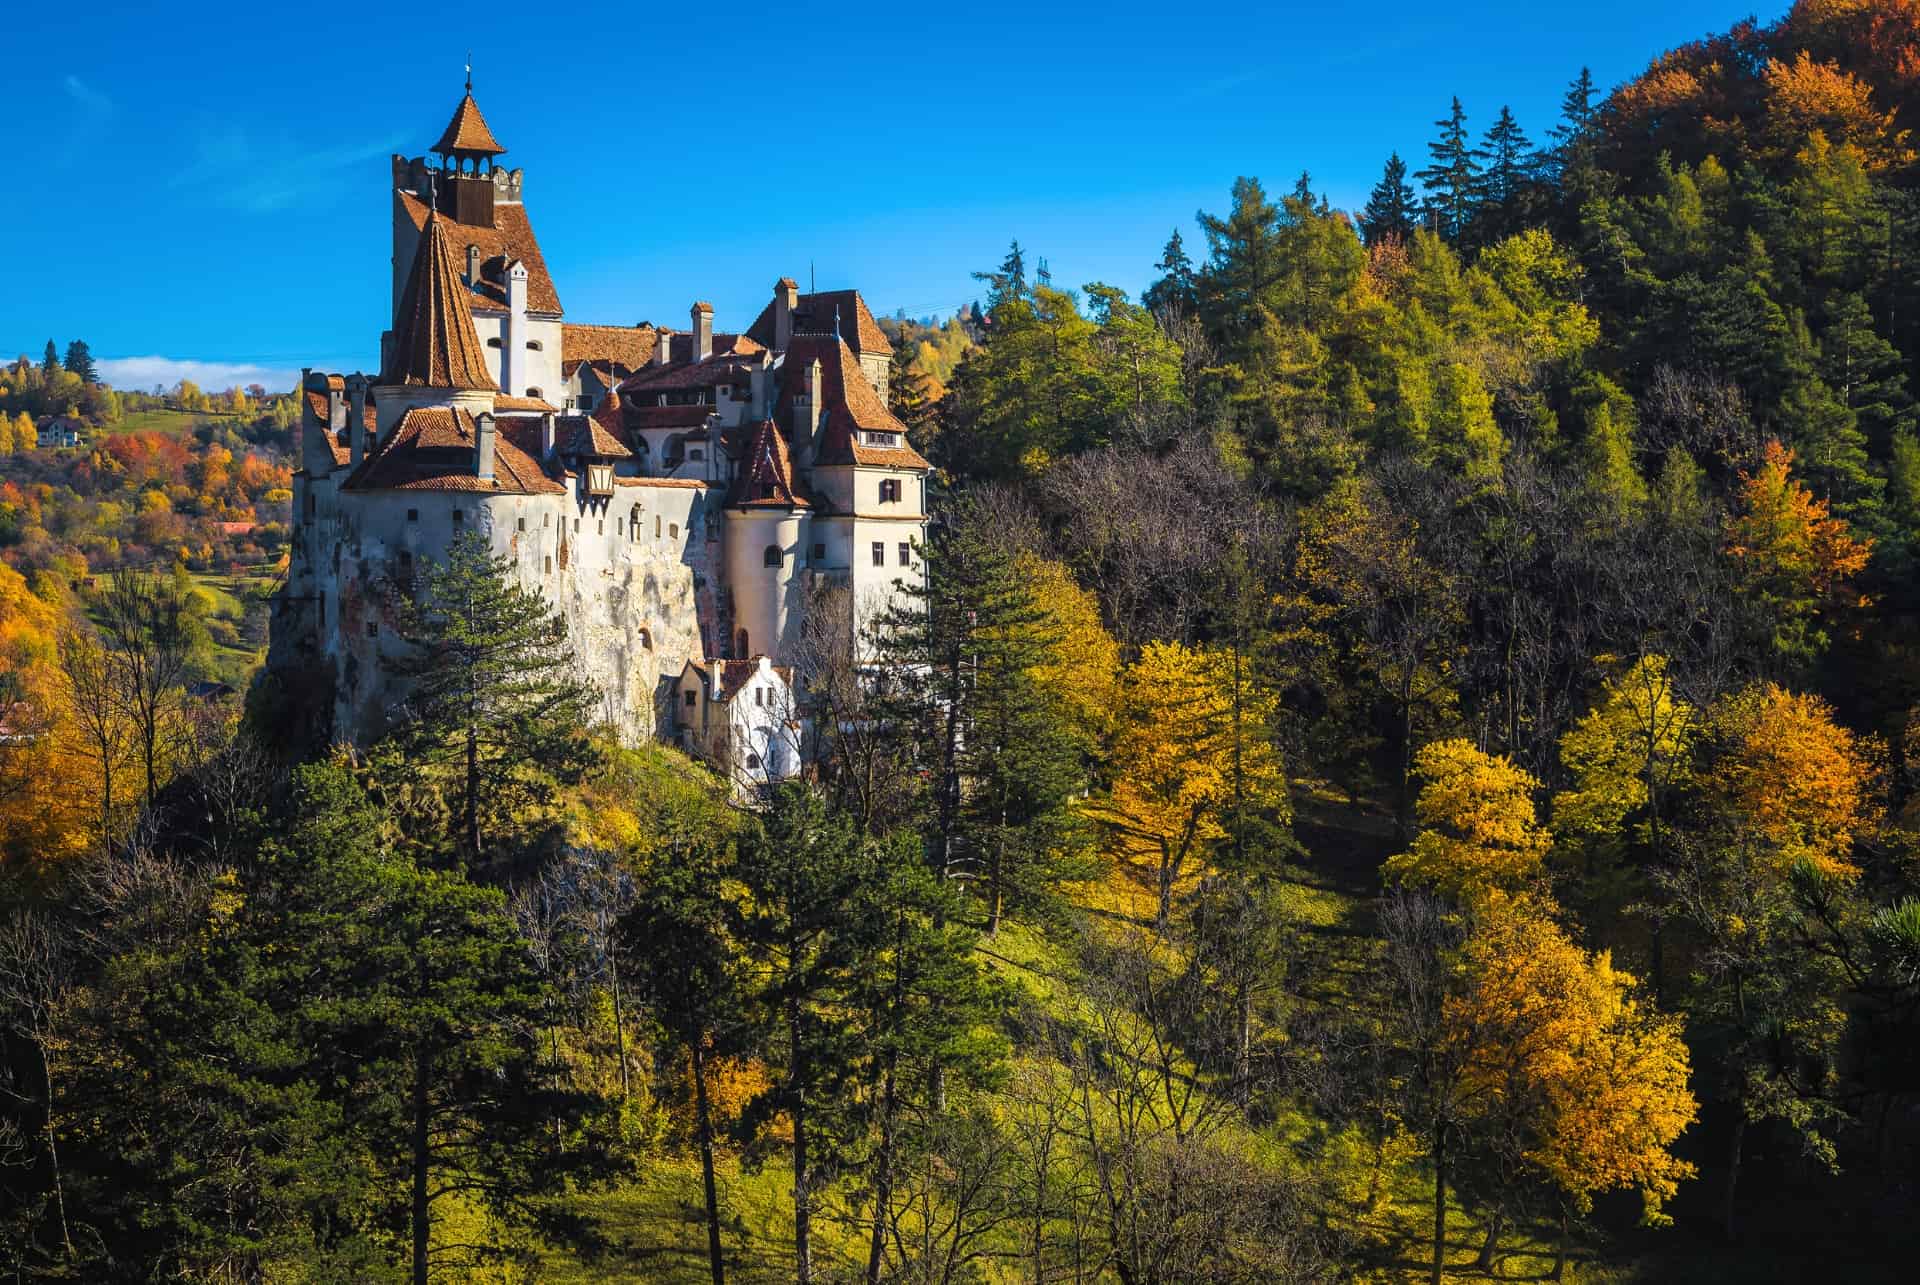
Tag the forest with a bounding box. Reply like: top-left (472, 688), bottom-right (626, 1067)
top-left (7, 0), bottom-right (1920, 1280)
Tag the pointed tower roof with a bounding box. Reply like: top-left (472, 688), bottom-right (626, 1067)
top-left (384, 213), bottom-right (498, 391)
top-left (434, 90), bottom-right (506, 158)
top-left (728, 420), bottom-right (810, 509)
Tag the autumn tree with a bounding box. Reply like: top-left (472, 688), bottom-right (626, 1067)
top-left (1387, 739), bottom-right (1552, 899)
top-left (1092, 640), bottom-right (1287, 930)
top-left (1724, 440), bottom-right (1871, 665)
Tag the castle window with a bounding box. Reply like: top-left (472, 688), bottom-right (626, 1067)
top-left (763, 545), bottom-right (782, 568)
top-left (737, 629), bottom-right (749, 657)
top-left (525, 340), bottom-right (543, 351)
top-left (398, 551), bottom-right (413, 580)
top-left (899, 543), bottom-right (911, 566)
top-left (684, 689), bottom-right (696, 707)
top-left (544, 513), bottom-right (551, 527)
top-left (879, 478), bottom-right (901, 503)
top-left (487, 337), bottom-right (503, 348)
top-left (690, 448), bottom-right (704, 461)
top-left (812, 543), bottom-right (825, 563)
top-left (871, 541), bottom-right (885, 567)
top-left (526, 387), bottom-right (543, 399)
top-left (453, 509), bottom-right (465, 524)
top-left (303, 492), bottom-right (315, 520)
top-left (630, 504), bottom-right (642, 540)
top-left (572, 518), bottom-right (579, 533)
top-left (670, 524), bottom-right (679, 539)
top-left (746, 752), bottom-right (761, 770)
top-left (755, 688), bottom-right (765, 707)
top-left (366, 621), bottom-right (379, 638)
top-left (407, 509), bottom-right (419, 522)
top-left (517, 517), bottom-right (525, 532)
top-left (544, 556), bottom-right (552, 573)
top-left (655, 516), bottom-right (662, 538)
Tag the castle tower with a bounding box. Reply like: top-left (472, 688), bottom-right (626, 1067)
top-left (724, 420), bottom-right (810, 660)
top-left (375, 210), bottom-right (499, 437)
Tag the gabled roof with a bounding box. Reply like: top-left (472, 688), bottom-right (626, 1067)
top-left (779, 336), bottom-right (928, 470)
top-left (745, 289), bottom-right (890, 355)
top-left (686, 657), bottom-right (794, 702)
top-left (434, 91), bottom-right (506, 156)
top-left (383, 214), bottom-right (498, 391)
top-left (563, 409), bottom-right (632, 459)
top-left (343, 406), bottom-right (563, 494)
top-left (562, 323), bottom-right (658, 374)
top-left (397, 192), bottom-right (562, 314)
top-left (493, 394), bottom-right (558, 413)
top-left (729, 419), bottom-right (810, 509)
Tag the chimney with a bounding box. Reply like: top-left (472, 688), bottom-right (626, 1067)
top-left (465, 243), bottom-right (481, 285)
top-left (655, 329), bottom-right (674, 367)
top-left (773, 277), bottom-right (799, 352)
top-left (749, 364), bottom-right (768, 420)
top-left (326, 382), bottom-right (347, 433)
top-left (345, 373), bottom-right (370, 466)
top-left (793, 356), bottom-right (822, 462)
top-left (475, 412), bottom-right (496, 480)
top-left (540, 411), bottom-right (557, 460)
top-left (691, 302), bottom-right (713, 362)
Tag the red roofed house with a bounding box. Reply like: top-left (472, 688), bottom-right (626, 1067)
top-left (272, 85), bottom-right (927, 784)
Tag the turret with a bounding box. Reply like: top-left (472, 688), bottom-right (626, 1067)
top-left (475, 411), bottom-right (496, 481)
top-left (503, 258), bottom-right (529, 395)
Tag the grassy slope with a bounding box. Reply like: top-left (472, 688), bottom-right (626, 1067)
top-left (536, 789), bottom-right (1915, 1282)
top-left (103, 408), bottom-right (207, 435)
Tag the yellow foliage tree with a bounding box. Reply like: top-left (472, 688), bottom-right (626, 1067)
top-left (1015, 553), bottom-right (1120, 746)
top-left (0, 563), bottom-right (95, 866)
top-left (1706, 682), bottom-right (1882, 878)
top-left (1386, 738), bottom-right (1550, 898)
top-left (1446, 895), bottom-right (1697, 1238)
top-left (1094, 640), bottom-right (1286, 929)
top-left (1726, 440), bottom-right (1872, 661)
top-left (1555, 653), bottom-right (1699, 851)
top-left (1763, 51), bottom-right (1915, 169)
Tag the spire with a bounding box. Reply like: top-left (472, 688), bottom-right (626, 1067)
top-left (384, 213), bottom-right (497, 391)
top-left (434, 86), bottom-right (506, 160)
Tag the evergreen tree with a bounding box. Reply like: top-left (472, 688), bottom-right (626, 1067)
top-left (971, 239), bottom-right (1028, 312)
top-left (1416, 97), bottom-right (1480, 243)
top-left (1362, 152), bottom-right (1419, 245)
top-left (1142, 227), bottom-right (1198, 315)
top-left (40, 341), bottom-right (59, 378)
top-left (61, 340), bottom-right (96, 385)
top-left (1548, 67), bottom-right (1605, 214)
top-left (1473, 106), bottom-right (1536, 243)
top-left (386, 530), bottom-right (601, 865)
top-left (887, 339), bottom-right (939, 450)
top-left (1196, 176), bottom-right (1285, 334)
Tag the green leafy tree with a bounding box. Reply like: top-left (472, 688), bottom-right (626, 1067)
top-left (387, 531), bottom-right (601, 864)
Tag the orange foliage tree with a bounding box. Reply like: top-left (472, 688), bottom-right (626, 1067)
top-left (1725, 440), bottom-right (1872, 662)
top-left (1386, 739), bottom-right (1551, 899)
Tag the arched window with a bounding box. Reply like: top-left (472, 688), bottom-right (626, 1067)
top-left (525, 387), bottom-right (543, 400)
top-left (763, 545), bottom-right (783, 568)
top-left (630, 504), bottom-right (642, 541)
top-left (525, 339), bottom-right (543, 351)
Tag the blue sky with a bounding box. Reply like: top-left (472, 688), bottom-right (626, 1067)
top-left (0, 0), bottom-right (1786, 393)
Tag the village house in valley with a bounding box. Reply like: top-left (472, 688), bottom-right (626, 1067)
top-left (270, 85), bottom-right (929, 786)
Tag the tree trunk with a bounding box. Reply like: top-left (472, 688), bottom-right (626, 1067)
top-left (38, 1042), bottom-right (72, 1264)
top-left (1550, 1207), bottom-right (1568, 1281)
top-left (1430, 1129), bottom-right (1446, 1285)
top-left (1722, 1114), bottom-right (1746, 1246)
top-left (865, 1057), bottom-right (899, 1285)
top-left (692, 1041), bottom-right (725, 1285)
top-left (793, 1086), bottom-right (812, 1285)
top-left (412, 1040), bottom-right (433, 1285)
top-left (1235, 984), bottom-right (1253, 1109)
top-left (464, 719), bottom-right (481, 861)
top-left (987, 830), bottom-right (1005, 938)
top-left (1399, 679), bottom-right (1416, 843)
top-left (609, 944), bottom-right (631, 1102)
top-left (1476, 1205), bottom-right (1503, 1274)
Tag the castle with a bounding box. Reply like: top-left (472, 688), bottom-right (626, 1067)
top-left (270, 85), bottom-right (930, 784)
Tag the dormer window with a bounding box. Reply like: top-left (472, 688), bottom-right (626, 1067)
top-left (861, 430), bottom-right (900, 448)
top-left (879, 479), bottom-right (901, 503)
top-left (525, 339), bottom-right (543, 351)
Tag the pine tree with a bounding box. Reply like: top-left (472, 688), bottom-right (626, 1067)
top-left (887, 340), bottom-right (939, 449)
top-left (62, 340), bottom-right (96, 384)
top-left (1142, 228), bottom-right (1198, 315)
top-left (386, 530), bottom-right (601, 865)
top-left (1473, 106), bottom-right (1536, 242)
top-left (1548, 67), bottom-right (1605, 211)
top-left (1362, 152), bottom-right (1419, 245)
top-left (40, 341), bottom-right (59, 378)
top-left (1196, 176), bottom-right (1285, 334)
top-left (971, 239), bottom-right (1028, 312)
top-left (1416, 97), bottom-right (1480, 243)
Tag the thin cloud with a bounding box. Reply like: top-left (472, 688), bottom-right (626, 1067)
top-left (63, 75), bottom-right (112, 116)
top-left (96, 356), bottom-right (303, 394)
top-left (173, 125), bottom-right (405, 214)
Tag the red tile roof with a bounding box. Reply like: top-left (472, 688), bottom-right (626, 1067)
top-left (494, 394), bottom-right (558, 413)
top-left (434, 91), bottom-right (506, 156)
top-left (343, 406), bottom-right (563, 495)
top-left (398, 192), bottom-right (561, 314)
top-left (562, 323), bottom-right (659, 373)
top-left (564, 409), bottom-right (632, 459)
top-left (729, 419), bottom-right (810, 509)
top-left (745, 289), bottom-right (889, 355)
top-left (613, 476), bottom-right (708, 489)
top-left (779, 336), bottom-right (928, 469)
top-left (383, 214), bottom-right (498, 391)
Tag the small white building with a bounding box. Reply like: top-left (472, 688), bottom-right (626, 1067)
top-left (271, 86), bottom-right (930, 784)
top-left (36, 417), bottom-right (84, 450)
